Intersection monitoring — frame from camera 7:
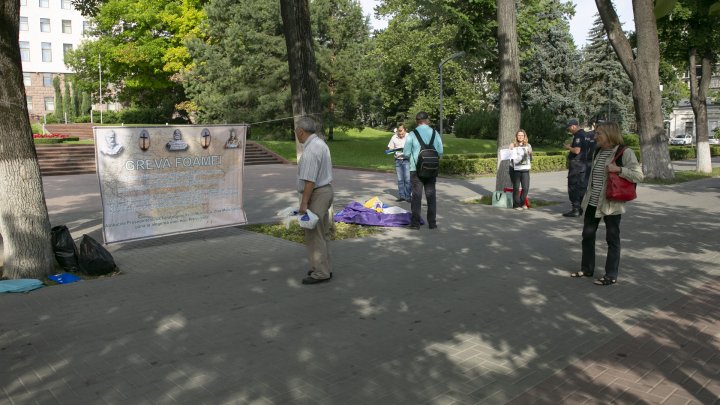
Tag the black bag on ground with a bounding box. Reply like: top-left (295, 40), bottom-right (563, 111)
top-left (78, 234), bottom-right (117, 276)
top-left (50, 225), bottom-right (80, 272)
top-left (412, 129), bottom-right (440, 178)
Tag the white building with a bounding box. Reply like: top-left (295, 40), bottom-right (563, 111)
top-left (667, 99), bottom-right (720, 141)
top-left (666, 66), bottom-right (720, 141)
top-left (19, 0), bottom-right (94, 120)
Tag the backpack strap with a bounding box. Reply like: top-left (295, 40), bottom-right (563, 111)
top-left (413, 128), bottom-right (436, 150)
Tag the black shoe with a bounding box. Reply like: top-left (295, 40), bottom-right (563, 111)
top-left (407, 224), bottom-right (420, 230)
top-left (429, 224), bottom-right (437, 229)
top-left (395, 197), bottom-right (405, 202)
top-left (562, 208), bottom-right (582, 217)
top-left (302, 274), bottom-right (332, 284)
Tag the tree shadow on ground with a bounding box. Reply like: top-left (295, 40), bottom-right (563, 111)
top-left (1, 172), bottom-right (718, 404)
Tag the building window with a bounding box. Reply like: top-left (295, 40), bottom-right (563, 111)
top-left (21, 0), bottom-right (27, 6)
top-left (27, 97), bottom-right (33, 111)
top-left (62, 20), bottom-right (72, 34)
top-left (39, 0), bottom-right (49, 7)
top-left (83, 21), bottom-right (90, 34)
top-left (63, 43), bottom-right (73, 61)
top-left (41, 42), bottom-right (52, 62)
top-left (23, 73), bottom-right (31, 86)
top-left (43, 73), bottom-right (53, 87)
top-left (40, 18), bottom-right (51, 33)
top-left (20, 17), bottom-right (29, 31)
top-left (44, 97), bottom-right (55, 112)
top-left (61, 0), bottom-right (72, 9)
top-left (20, 41), bottom-right (30, 62)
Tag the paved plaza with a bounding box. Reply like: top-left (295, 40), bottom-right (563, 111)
top-left (1, 160), bottom-right (719, 404)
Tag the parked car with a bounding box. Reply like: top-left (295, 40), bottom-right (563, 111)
top-left (669, 134), bottom-right (693, 145)
top-left (710, 138), bottom-right (720, 145)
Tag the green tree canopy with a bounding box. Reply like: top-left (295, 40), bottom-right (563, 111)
top-left (66, 0), bottom-right (205, 114)
top-left (520, 4), bottom-right (583, 124)
top-left (579, 14), bottom-right (634, 129)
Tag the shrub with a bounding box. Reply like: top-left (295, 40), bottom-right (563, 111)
top-left (668, 146), bottom-right (695, 160)
top-left (623, 133), bottom-right (640, 146)
top-left (520, 106), bottom-right (567, 145)
top-left (34, 138), bottom-right (64, 144)
top-left (454, 110), bottom-right (498, 139)
top-left (119, 108), bottom-right (171, 124)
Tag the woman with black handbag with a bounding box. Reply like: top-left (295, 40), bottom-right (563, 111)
top-left (569, 122), bottom-right (644, 286)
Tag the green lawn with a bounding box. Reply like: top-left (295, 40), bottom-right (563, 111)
top-left (258, 128), bottom-right (526, 171)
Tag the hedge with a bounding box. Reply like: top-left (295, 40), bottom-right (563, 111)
top-left (34, 137), bottom-right (80, 144)
top-left (440, 155), bottom-right (566, 176)
top-left (439, 146), bottom-right (719, 177)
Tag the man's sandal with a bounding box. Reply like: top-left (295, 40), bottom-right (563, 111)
top-left (570, 271), bottom-right (592, 278)
top-left (594, 276), bottom-right (617, 286)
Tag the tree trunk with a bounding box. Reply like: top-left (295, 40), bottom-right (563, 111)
top-left (280, 0), bottom-right (324, 159)
top-left (0, 1), bottom-right (55, 279)
top-left (596, 0), bottom-right (674, 180)
top-left (495, 0), bottom-right (521, 191)
top-left (688, 49), bottom-right (713, 173)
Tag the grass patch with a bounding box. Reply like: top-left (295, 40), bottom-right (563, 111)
top-left (644, 167), bottom-right (720, 184)
top-left (462, 195), bottom-right (562, 207)
top-left (257, 128), bottom-right (561, 171)
top-left (243, 221), bottom-right (383, 243)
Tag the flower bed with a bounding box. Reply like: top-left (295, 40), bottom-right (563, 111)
top-left (33, 134), bottom-right (80, 144)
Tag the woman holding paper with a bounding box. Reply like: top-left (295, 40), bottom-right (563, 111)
top-left (508, 129), bottom-right (533, 209)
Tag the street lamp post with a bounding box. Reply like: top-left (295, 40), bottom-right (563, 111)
top-left (98, 54), bottom-right (103, 124)
top-left (439, 51), bottom-right (465, 136)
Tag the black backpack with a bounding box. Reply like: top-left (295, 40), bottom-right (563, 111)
top-left (413, 129), bottom-right (440, 178)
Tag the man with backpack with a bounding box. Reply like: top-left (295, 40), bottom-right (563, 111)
top-left (403, 111), bottom-right (443, 230)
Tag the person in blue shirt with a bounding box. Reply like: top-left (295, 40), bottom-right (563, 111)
top-left (403, 111), bottom-right (443, 230)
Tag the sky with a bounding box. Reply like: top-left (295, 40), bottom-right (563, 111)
top-left (358, 0), bottom-right (635, 47)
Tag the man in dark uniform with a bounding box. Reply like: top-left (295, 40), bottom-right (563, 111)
top-left (562, 118), bottom-right (595, 217)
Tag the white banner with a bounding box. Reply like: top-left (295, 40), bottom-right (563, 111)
top-left (94, 125), bottom-right (248, 244)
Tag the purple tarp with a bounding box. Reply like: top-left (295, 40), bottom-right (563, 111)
top-left (334, 202), bottom-right (421, 227)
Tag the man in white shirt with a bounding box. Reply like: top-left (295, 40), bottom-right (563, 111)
top-left (295, 116), bottom-right (334, 285)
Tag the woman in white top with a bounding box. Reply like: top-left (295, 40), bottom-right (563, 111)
top-left (387, 125), bottom-right (411, 202)
top-left (508, 129), bottom-right (532, 209)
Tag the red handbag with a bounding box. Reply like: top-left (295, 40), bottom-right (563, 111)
top-left (605, 146), bottom-right (637, 202)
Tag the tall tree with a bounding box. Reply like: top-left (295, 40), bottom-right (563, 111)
top-left (595, 0), bottom-right (674, 180)
top-left (280, 0), bottom-right (323, 145)
top-left (580, 14), bottom-right (634, 130)
top-left (312, 0), bottom-right (371, 139)
top-left (184, 0), bottom-right (289, 124)
top-left (372, 9), bottom-right (489, 128)
top-left (71, 78), bottom-right (81, 118)
top-left (66, 0), bottom-right (205, 114)
top-left (496, 0), bottom-right (521, 191)
top-left (520, 4), bottom-right (583, 124)
top-left (63, 79), bottom-right (74, 120)
top-left (657, 0), bottom-right (719, 173)
top-left (0, 0), bottom-right (55, 279)
top-left (53, 76), bottom-right (64, 122)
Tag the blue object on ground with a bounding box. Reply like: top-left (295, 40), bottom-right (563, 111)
top-left (48, 273), bottom-right (81, 284)
top-left (0, 279), bottom-right (44, 293)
